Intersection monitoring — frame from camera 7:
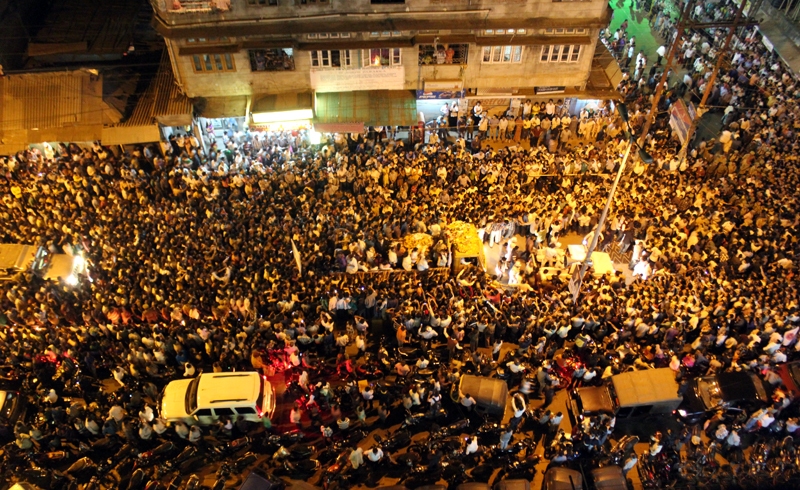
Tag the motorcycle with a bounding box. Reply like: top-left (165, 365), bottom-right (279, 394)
top-left (135, 441), bottom-right (177, 469)
top-left (165, 446), bottom-right (197, 470)
top-left (275, 457), bottom-right (321, 479)
top-left (183, 474), bottom-right (201, 490)
top-left (232, 452), bottom-right (258, 473)
top-left (401, 463), bottom-right (442, 488)
top-left (496, 454), bottom-right (541, 481)
top-left (124, 468), bottom-right (148, 490)
top-left (373, 430), bottom-right (411, 452)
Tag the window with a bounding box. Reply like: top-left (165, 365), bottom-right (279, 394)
top-left (299, 0), bottom-right (328, 4)
top-left (481, 46), bottom-right (522, 64)
top-left (483, 29), bottom-right (526, 36)
top-left (363, 48), bottom-right (402, 67)
top-left (191, 53), bottom-right (236, 73)
top-left (195, 408), bottom-right (212, 416)
top-left (308, 32), bottom-right (350, 39)
top-left (545, 28), bottom-right (587, 34)
top-left (248, 48), bottom-right (295, 71)
top-left (236, 407), bottom-right (257, 414)
top-left (247, 0), bottom-right (278, 5)
top-left (540, 45), bottom-right (581, 63)
top-left (311, 50), bottom-right (353, 68)
top-left (214, 408), bottom-right (235, 416)
top-left (418, 44), bottom-right (469, 65)
top-left (616, 407), bottom-right (633, 418)
top-left (370, 31), bottom-right (401, 37)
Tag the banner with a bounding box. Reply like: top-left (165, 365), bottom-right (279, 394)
top-left (669, 99), bottom-right (696, 144)
top-left (310, 67), bottom-right (405, 93)
top-left (569, 267), bottom-right (582, 303)
top-left (416, 89), bottom-right (465, 100)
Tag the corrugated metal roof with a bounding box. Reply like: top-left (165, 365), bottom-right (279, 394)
top-left (1, 72), bottom-right (84, 131)
top-left (120, 51), bottom-right (192, 127)
top-left (153, 51), bottom-right (193, 125)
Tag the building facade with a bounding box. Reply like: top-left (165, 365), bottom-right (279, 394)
top-left (151, 0), bottom-right (612, 128)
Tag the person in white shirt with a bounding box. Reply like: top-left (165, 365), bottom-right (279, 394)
top-left (622, 454), bottom-right (638, 476)
top-left (725, 429), bottom-right (740, 449)
top-left (367, 446), bottom-right (383, 463)
top-left (656, 45), bottom-right (666, 65)
top-left (349, 447), bottom-right (364, 469)
top-left (465, 436), bottom-right (479, 455)
top-left (460, 393), bottom-right (476, 410)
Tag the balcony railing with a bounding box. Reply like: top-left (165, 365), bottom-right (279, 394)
top-left (168, 0), bottom-right (229, 13)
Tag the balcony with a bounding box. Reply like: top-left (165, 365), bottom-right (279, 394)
top-left (165, 0), bottom-right (229, 13)
top-left (418, 44), bottom-right (469, 65)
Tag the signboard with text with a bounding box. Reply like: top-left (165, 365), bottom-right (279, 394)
top-left (310, 67), bottom-right (405, 93)
top-left (416, 89), bottom-right (466, 100)
top-left (535, 86), bottom-right (566, 95)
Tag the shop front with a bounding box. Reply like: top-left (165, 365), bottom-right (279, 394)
top-left (313, 90), bottom-right (417, 135)
top-left (416, 79), bottom-right (466, 131)
top-left (250, 92), bottom-right (314, 132)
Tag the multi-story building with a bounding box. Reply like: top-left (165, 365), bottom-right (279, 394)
top-left (151, 0), bottom-right (614, 131)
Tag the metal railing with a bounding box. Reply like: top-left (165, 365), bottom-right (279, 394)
top-left (168, 1), bottom-right (217, 13)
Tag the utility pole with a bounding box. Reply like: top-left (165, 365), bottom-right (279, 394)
top-left (637, 0), bottom-right (695, 147)
top-left (677, 0), bottom-right (758, 158)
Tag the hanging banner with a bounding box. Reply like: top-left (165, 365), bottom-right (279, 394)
top-left (669, 99), bottom-right (695, 144)
top-left (310, 67), bottom-right (405, 93)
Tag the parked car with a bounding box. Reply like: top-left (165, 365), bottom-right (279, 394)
top-left (676, 371), bottom-right (771, 424)
top-left (457, 484), bottom-right (491, 490)
top-left (495, 480), bottom-right (531, 490)
top-left (568, 368), bottom-right (681, 422)
top-left (589, 466), bottom-right (628, 490)
top-left (237, 469), bottom-right (285, 490)
top-left (159, 372), bottom-right (275, 426)
top-left (453, 375), bottom-right (509, 417)
top-left (543, 467), bottom-right (584, 490)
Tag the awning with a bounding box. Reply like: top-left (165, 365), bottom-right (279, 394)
top-left (252, 92), bottom-right (312, 114)
top-left (101, 125), bottom-right (161, 146)
top-left (314, 90), bottom-right (416, 127)
top-left (199, 96), bottom-right (249, 118)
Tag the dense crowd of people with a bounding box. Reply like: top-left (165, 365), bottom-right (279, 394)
top-left (0, 3), bottom-right (800, 488)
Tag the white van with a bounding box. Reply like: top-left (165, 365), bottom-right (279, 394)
top-left (0, 243), bottom-right (87, 284)
top-left (159, 372), bottom-right (275, 426)
top-left (0, 244), bottom-right (41, 281)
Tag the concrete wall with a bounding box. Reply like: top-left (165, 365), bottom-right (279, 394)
top-left (172, 33), bottom-right (598, 98)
